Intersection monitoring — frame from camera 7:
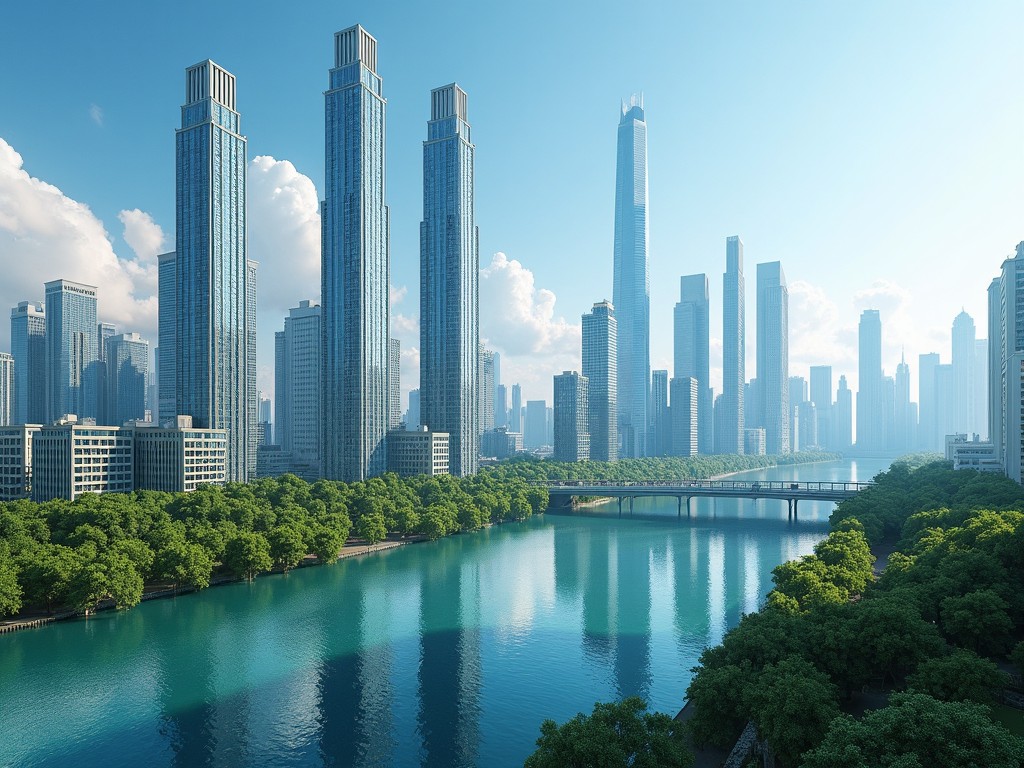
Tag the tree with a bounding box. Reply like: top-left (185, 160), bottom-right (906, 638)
top-left (801, 693), bottom-right (1024, 768)
top-left (0, 551), bottom-right (22, 616)
top-left (20, 544), bottom-right (82, 612)
top-left (524, 697), bottom-right (692, 768)
top-left (267, 524), bottom-right (307, 571)
top-left (1011, 641), bottom-right (1024, 675)
top-left (67, 552), bottom-right (143, 612)
top-left (356, 511), bottom-right (387, 546)
top-left (940, 589), bottom-right (1014, 655)
top-left (155, 540), bottom-right (214, 590)
top-left (311, 525), bottom-right (345, 564)
top-left (743, 656), bottom-right (840, 766)
top-left (222, 532), bottom-right (272, 580)
top-left (906, 649), bottom-right (1009, 705)
top-left (684, 662), bottom-right (756, 748)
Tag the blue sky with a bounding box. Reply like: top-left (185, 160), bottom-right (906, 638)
top-left (0, 0), bottom-right (1021, 410)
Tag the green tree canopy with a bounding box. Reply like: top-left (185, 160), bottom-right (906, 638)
top-left (223, 532), bottom-right (272, 580)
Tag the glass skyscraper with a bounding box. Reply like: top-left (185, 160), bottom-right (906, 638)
top-left (674, 274), bottom-right (711, 454)
top-left (10, 300), bottom-right (46, 424)
top-left (157, 251), bottom-right (176, 425)
top-left (756, 261), bottom-right (789, 454)
top-left (106, 332), bottom-right (149, 425)
top-left (612, 95), bottom-right (650, 458)
top-left (720, 236), bottom-right (745, 454)
top-left (857, 309), bottom-right (883, 452)
top-left (175, 60), bottom-right (252, 482)
top-left (44, 279), bottom-right (99, 422)
top-left (582, 300), bottom-right (617, 462)
top-left (322, 25), bottom-right (390, 482)
top-left (276, 301), bottom-right (322, 475)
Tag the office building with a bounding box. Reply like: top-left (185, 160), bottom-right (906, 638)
top-left (419, 82), bottom-right (479, 475)
top-left (0, 354), bottom-right (12, 426)
top-left (834, 375), bottom-right (853, 451)
top-left (934, 364), bottom-right (957, 444)
top-left (612, 95), bottom-right (650, 458)
top-left (525, 400), bottom-right (547, 450)
top-left (10, 301), bottom-right (46, 425)
top-left (407, 388), bottom-right (420, 430)
top-left (481, 427), bottom-right (522, 459)
top-left (275, 301), bottom-right (322, 476)
top-left (744, 428), bottom-right (766, 456)
top-left (951, 311), bottom-right (976, 436)
top-left (809, 365), bottom-right (832, 450)
top-left (553, 371), bottom-right (589, 463)
top-left (175, 61), bottom-right (252, 482)
top-left (582, 300), bottom-right (618, 462)
top-left (720, 236), bottom-right (745, 454)
top-left (246, 260), bottom-right (258, 480)
top-left (32, 421), bottom-right (133, 501)
top-left (974, 338), bottom-right (988, 440)
top-left (756, 262), bottom-right (789, 454)
top-left (649, 369), bottom-right (669, 457)
top-left (322, 25), bottom-right (390, 482)
top-left (389, 337), bottom-right (401, 430)
top-left (387, 427), bottom-right (450, 477)
top-left (157, 252), bottom-right (177, 425)
top-left (133, 416), bottom-right (228, 492)
top-left (510, 384), bottom-right (522, 434)
top-left (674, 274), bottom-right (711, 453)
top-left (45, 279), bottom-right (99, 423)
top-left (670, 376), bottom-right (698, 457)
top-left (856, 310), bottom-right (883, 452)
top-left (0, 424), bottom-right (40, 500)
top-left (106, 333), bottom-right (149, 425)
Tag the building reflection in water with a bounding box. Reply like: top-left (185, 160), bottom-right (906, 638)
top-left (613, 529), bottom-right (652, 701)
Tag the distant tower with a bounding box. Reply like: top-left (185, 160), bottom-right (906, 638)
top-left (809, 365), bottom-right (833, 450)
top-left (670, 376), bottom-right (698, 456)
top-left (757, 262), bottom-right (789, 454)
top-left (10, 300), bottom-right (46, 424)
top-left (389, 337), bottom-right (401, 431)
top-left (951, 311), bottom-right (975, 436)
top-left (478, 345), bottom-right (495, 438)
top-left (895, 351), bottom-right (913, 451)
top-left (277, 301), bottom-right (322, 474)
top-left (613, 94), bottom-right (650, 458)
top-left (0, 353), bottom-right (12, 426)
top-left (674, 274), bottom-right (711, 454)
top-left (553, 371), bottom-right (589, 462)
top-left (45, 279), bottom-right (98, 422)
top-left (322, 25), bottom-right (390, 482)
top-left (857, 310), bottom-right (883, 452)
top-left (650, 370), bottom-right (669, 457)
top-left (420, 83), bottom-right (479, 476)
top-left (582, 300), bottom-right (618, 462)
top-left (175, 60), bottom-right (251, 481)
top-left (510, 384), bottom-right (522, 434)
top-left (157, 252), bottom-right (176, 425)
top-left (106, 333), bottom-right (149, 424)
top-left (918, 352), bottom-right (940, 451)
top-left (720, 236), bottom-right (745, 454)
top-left (834, 375), bottom-right (853, 451)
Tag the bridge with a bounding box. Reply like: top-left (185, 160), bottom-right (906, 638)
top-left (538, 479), bottom-right (872, 519)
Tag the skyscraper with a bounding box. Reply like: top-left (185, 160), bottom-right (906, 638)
top-left (478, 345), bottom-right (495, 439)
top-left (894, 352), bottom-right (913, 452)
top-left (809, 365), bottom-right (832, 450)
top-left (175, 60), bottom-right (251, 482)
top-left (650, 369), bottom-right (669, 457)
top-left (674, 274), bottom-right (711, 454)
top-left (389, 337), bottom-right (401, 431)
top-left (510, 384), bottom-right (522, 434)
top-left (582, 300), bottom-right (617, 462)
top-left (97, 321), bottom-right (116, 424)
top-left (157, 252), bottom-right (176, 425)
top-left (420, 83), bottom-right (479, 476)
top-left (974, 338), bottom-right (988, 440)
top-left (407, 388), bottom-right (420, 431)
top-left (669, 376), bottom-right (698, 457)
top-left (10, 300), bottom-right (45, 425)
top-left (0, 354), bottom-right (12, 426)
top-left (277, 301), bottom-right (322, 475)
top-left (246, 260), bottom-right (258, 478)
top-left (106, 332), bottom-right (149, 425)
top-left (322, 25), bottom-right (390, 482)
top-left (720, 236), bottom-right (745, 454)
top-left (951, 311), bottom-right (975, 435)
top-left (756, 261), bottom-right (789, 454)
top-left (45, 279), bottom-right (98, 422)
top-left (612, 95), bottom-right (649, 458)
top-left (856, 309), bottom-right (883, 452)
top-left (553, 371), bottom-right (589, 463)
top-left (525, 400), bottom-right (547, 450)
top-left (834, 375), bottom-right (853, 451)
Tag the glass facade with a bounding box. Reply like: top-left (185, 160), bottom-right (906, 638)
top-left (553, 371), bottom-right (589, 463)
top-left (674, 274), bottom-right (712, 454)
top-left (10, 301), bottom-right (45, 425)
top-left (44, 280), bottom-right (99, 423)
top-left (612, 96), bottom-right (650, 458)
top-left (157, 252), bottom-right (176, 425)
top-left (756, 261), bottom-right (789, 454)
top-left (720, 236), bottom-right (746, 454)
top-left (175, 61), bottom-right (251, 482)
top-left (419, 82), bottom-right (479, 476)
top-left (582, 301), bottom-right (617, 462)
top-left (106, 333), bottom-right (149, 425)
top-left (277, 301), bottom-right (322, 475)
top-left (322, 25), bottom-right (390, 482)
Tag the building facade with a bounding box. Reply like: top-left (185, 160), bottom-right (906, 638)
top-left (553, 371), bottom-right (589, 463)
top-left (720, 236), bottom-right (745, 454)
top-left (45, 279), bottom-right (99, 423)
top-left (857, 309), bottom-right (884, 452)
top-left (10, 300), bottom-right (46, 426)
top-left (756, 262), bottom-right (789, 454)
top-left (0, 353), bottom-right (12, 427)
top-left (133, 417), bottom-right (227, 492)
top-left (322, 25), bottom-right (390, 482)
top-left (0, 425), bottom-right (39, 500)
top-left (157, 252), bottom-right (177, 425)
top-left (276, 301), bottom-right (322, 476)
top-left (809, 365), bottom-right (832, 450)
top-left (106, 333), bottom-right (149, 425)
top-left (670, 376), bottom-right (698, 457)
top-left (175, 60), bottom-right (252, 482)
top-left (612, 95), bottom-right (650, 458)
top-left (581, 300), bottom-right (617, 462)
top-left (387, 428), bottom-right (450, 477)
top-left (674, 274), bottom-right (711, 454)
top-left (32, 422), bottom-right (133, 501)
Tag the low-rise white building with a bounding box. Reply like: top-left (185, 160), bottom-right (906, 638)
top-left (387, 427), bottom-right (450, 477)
top-left (32, 421), bottom-right (134, 501)
top-left (133, 416), bottom-right (227, 492)
top-left (0, 424), bottom-right (41, 500)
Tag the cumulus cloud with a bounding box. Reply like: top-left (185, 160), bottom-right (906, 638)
top-left (0, 137), bottom-right (158, 347)
top-left (89, 104), bottom-right (103, 126)
top-left (789, 279), bottom-right (856, 378)
top-left (388, 285), bottom-right (420, 410)
top-left (480, 252), bottom-right (581, 401)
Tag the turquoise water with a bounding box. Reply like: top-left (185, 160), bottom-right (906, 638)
top-left (0, 459), bottom-right (889, 767)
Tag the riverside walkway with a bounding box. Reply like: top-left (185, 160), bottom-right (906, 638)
top-left (538, 479), bottom-right (871, 518)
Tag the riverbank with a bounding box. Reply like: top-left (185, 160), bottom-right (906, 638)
top-left (0, 534), bottom-right (425, 635)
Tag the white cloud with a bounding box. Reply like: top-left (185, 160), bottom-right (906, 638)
top-left (480, 252), bottom-right (581, 401)
top-left (89, 104), bottom-right (103, 126)
top-left (0, 137), bottom-right (158, 347)
top-left (118, 208), bottom-right (165, 264)
top-left (789, 279), bottom-right (856, 379)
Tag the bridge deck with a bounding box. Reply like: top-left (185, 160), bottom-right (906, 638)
top-left (537, 479), bottom-right (870, 502)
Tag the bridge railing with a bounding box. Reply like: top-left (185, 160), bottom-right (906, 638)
top-left (534, 479), bottom-right (873, 492)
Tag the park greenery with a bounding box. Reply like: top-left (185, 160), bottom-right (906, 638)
top-left (0, 451), bottom-right (831, 620)
top-left (683, 458), bottom-right (1024, 766)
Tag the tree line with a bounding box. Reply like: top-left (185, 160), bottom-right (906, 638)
top-left (0, 451), bottom-right (831, 620)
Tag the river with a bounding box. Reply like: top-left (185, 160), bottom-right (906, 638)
top-left (0, 458), bottom-right (891, 767)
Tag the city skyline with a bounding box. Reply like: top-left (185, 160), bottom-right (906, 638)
top-left (0, 4), bottom-right (1020, 420)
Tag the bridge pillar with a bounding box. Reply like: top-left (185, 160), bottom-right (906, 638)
top-left (677, 497), bottom-right (682, 519)
top-left (787, 499), bottom-right (794, 520)
top-left (629, 496), bottom-right (634, 515)
top-left (686, 496), bottom-right (692, 518)
top-left (793, 499), bottom-right (799, 519)
top-left (618, 497), bottom-right (622, 517)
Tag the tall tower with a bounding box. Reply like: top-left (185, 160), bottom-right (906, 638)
top-left (389, 338), bottom-right (401, 431)
top-left (510, 384), bottom-right (522, 434)
top-left (44, 279), bottom-right (98, 422)
top-left (674, 274), bottom-right (711, 453)
top-left (0, 353), bottom-right (12, 426)
top-left (612, 95), bottom-right (650, 458)
top-left (856, 309), bottom-right (883, 452)
top-left (582, 300), bottom-right (617, 462)
top-left (276, 301), bottom-right (322, 475)
top-left (106, 332), bottom-right (149, 425)
top-left (809, 365), bottom-right (833, 450)
top-left (894, 351), bottom-right (913, 451)
top-left (175, 60), bottom-right (251, 482)
top-left (322, 25), bottom-right (390, 482)
top-left (650, 369), bottom-right (669, 457)
top-left (553, 371), bottom-right (589, 463)
top-left (10, 300), bottom-right (46, 424)
top-left (951, 311), bottom-right (975, 436)
top-left (834, 375), bottom-right (853, 451)
top-left (420, 83), bottom-right (479, 476)
top-left (720, 236), bottom-right (745, 454)
top-left (478, 345), bottom-right (495, 437)
top-left (157, 252), bottom-right (176, 425)
top-left (756, 262), bottom-right (789, 454)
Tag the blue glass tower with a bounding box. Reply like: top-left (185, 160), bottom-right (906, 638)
top-left (612, 95), bottom-right (650, 458)
top-left (720, 236), bottom-right (745, 454)
top-left (420, 82), bottom-right (479, 477)
top-left (175, 60), bottom-right (252, 482)
top-left (44, 279), bottom-right (99, 422)
top-left (10, 300), bottom-right (46, 424)
top-left (322, 25), bottom-right (390, 482)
